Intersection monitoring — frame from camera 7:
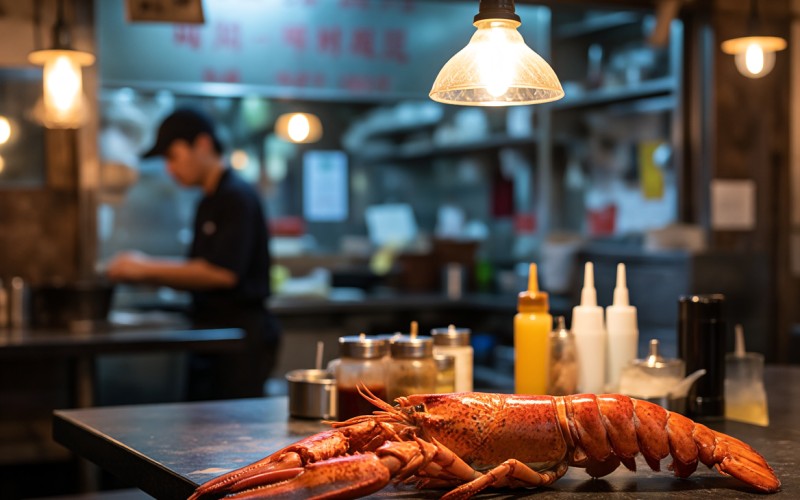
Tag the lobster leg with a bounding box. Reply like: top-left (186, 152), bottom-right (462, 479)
top-left (441, 460), bottom-right (569, 500)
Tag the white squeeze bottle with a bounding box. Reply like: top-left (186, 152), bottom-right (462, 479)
top-left (605, 263), bottom-right (639, 392)
top-left (572, 262), bottom-right (607, 394)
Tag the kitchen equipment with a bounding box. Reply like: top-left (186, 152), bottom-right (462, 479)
top-left (619, 339), bottom-right (686, 407)
top-left (286, 369), bottom-right (337, 420)
top-left (725, 324), bottom-right (769, 426)
top-left (29, 280), bottom-right (115, 329)
top-left (678, 294), bottom-right (726, 421)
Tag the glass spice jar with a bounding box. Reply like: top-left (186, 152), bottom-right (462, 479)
top-left (548, 316), bottom-right (578, 396)
top-left (335, 335), bottom-right (389, 421)
top-left (387, 335), bottom-right (436, 401)
top-left (431, 325), bottom-right (473, 392)
top-left (434, 354), bottom-right (456, 393)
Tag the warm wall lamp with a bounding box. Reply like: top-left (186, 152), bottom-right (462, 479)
top-left (275, 113), bottom-right (323, 144)
top-left (429, 0), bottom-right (564, 106)
top-left (28, 0), bottom-right (95, 128)
top-left (720, 0), bottom-right (786, 79)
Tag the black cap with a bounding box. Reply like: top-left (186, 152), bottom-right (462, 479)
top-left (142, 108), bottom-right (222, 158)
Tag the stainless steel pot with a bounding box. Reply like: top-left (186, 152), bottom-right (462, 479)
top-left (286, 369), bottom-right (337, 420)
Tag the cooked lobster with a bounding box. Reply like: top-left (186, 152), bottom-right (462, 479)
top-left (190, 389), bottom-right (780, 499)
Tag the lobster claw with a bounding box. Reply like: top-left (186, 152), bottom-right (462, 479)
top-left (224, 454), bottom-right (392, 500)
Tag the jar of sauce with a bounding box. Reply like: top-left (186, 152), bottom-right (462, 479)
top-left (431, 325), bottom-right (473, 392)
top-left (434, 354), bottom-right (456, 393)
top-left (335, 335), bottom-right (389, 421)
top-left (387, 335), bottom-right (436, 400)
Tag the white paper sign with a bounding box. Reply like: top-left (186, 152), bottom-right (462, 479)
top-left (303, 150), bottom-right (348, 222)
top-left (710, 179), bottom-right (756, 231)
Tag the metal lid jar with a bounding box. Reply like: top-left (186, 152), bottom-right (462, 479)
top-left (431, 325), bottom-right (473, 392)
top-left (335, 335), bottom-right (389, 421)
top-left (386, 335), bottom-right (436, 401)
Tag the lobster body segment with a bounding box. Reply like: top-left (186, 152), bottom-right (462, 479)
top-left (190, 391), bottom-right (780, 500)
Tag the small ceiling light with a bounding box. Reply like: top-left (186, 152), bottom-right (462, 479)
top-left (429, 0), bottom-right (564, 107)
top-left (720, 0), bottom-right (786, 79)
top-left (275, 113), bottom-right (323, 144)
top-left (28, 0), bottom-right (95, 128)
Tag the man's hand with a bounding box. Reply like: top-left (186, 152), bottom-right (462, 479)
top-left (106, 251), bottom-right (152, 282)
top-left (104, 252), bottom-right (237, 290)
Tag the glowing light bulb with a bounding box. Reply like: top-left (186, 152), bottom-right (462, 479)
top-left (275, 112), bottom-right (322, 143)
top-left (745, 43), bottom-right (765, 75)
top-left (477, 24), bottom-right (515, 98)
top-left (46, 55), bottom-right (82, 113)
top-left (0, 117), bottom-right (11, 145)
top-left (0, 155), bottom-right (5, 173)
top-left (287, 114), bottom-right (311, 142)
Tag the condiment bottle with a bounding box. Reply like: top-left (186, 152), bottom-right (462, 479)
top-left (433, 354), bottom-right (456, 393)
top-left (431, 325), bottom-right (473, 392)
top-left (335, 335), bottom-right (389, 421)
top-left (387, 333), bottom-right (436, 401)
top-left (678, 294), bottom-right (726, 421)
top-left (548, 316), bottom-right (577, 396)
top-left (572, 262), bottom-right (607, 394)
top-left (514, 263), bottom-right (552, 395)
top-left (605, 263), bottom-right (638, 392)
top-left (725, 324), bottom-right (768, 426)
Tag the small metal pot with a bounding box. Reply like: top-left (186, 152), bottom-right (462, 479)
top-left (286, 369), bottom-right (337, 420)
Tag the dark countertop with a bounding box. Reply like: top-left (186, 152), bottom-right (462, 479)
top-left (0, 310), bottom-right (244, 358)
top-left (54, 365), bottom-right (798, 499)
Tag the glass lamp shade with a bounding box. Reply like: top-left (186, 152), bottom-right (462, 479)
top-left (430, 19), bottom-right (564, 106)
top-left (275, 113), bottom-right (323, 144)
top-left (721, 36), bottom-right (786, 79)
top-left (29, 49), bottom-right (95, 129)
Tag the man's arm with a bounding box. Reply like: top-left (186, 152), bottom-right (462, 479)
top-left (106, 251), bottom-right (236, 290)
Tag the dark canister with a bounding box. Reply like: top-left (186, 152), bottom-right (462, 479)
top-left (678, 294), bottom-right (726, 421)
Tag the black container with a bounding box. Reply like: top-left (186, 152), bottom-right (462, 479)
top-left (29, 281), bottom-right (115, 329)
top-left (678, 294), bottom-right (726, 421)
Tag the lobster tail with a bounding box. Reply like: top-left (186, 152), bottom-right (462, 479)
top-left (564, 395), bottom-right (780, 493)
top-left (699, 426), bottom-right (780, 492)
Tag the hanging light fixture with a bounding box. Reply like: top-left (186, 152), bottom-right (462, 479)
top-left (429, 0), bottom-right (564, 106)
top-left (720, 0), bottom-right (786, 79)
top-left (275, 113), bottom-right (323, 144)
top-left (28, 0), bottom-right (95, 128)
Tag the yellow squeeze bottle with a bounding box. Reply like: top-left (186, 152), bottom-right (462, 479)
top-left (514, 263), bottom-right (552, 394)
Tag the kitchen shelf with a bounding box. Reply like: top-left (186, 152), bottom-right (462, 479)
top-left (354, 133), bottom-right (539, 164)
top-left (550, 77), bottom-right (676, 111)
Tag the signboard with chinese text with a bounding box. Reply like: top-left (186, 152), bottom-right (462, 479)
top-left (97, 0), bottom-right (549, 101)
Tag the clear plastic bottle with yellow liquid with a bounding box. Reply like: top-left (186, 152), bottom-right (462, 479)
top-left (514, 263), bottom-right (552, 394)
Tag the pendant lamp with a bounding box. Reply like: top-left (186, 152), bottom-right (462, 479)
top-left (720, 0), bottom-right (786, 79)
top-left (429, 0), bottom-right (564, 107)
top-left (28, 0), bottom-right (95, 129)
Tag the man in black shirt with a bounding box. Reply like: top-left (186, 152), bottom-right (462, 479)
top-left (107, 108), bottom-right (280, 400)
